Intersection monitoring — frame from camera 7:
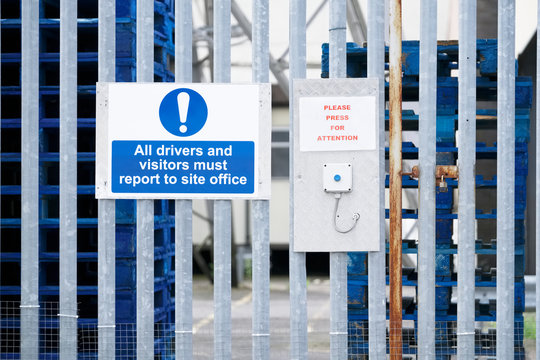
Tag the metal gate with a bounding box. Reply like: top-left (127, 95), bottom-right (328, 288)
top-left (0, 0), bottom-right (536, 359)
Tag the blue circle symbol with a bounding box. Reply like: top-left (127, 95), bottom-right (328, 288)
top-left (159, 88), bottom-right (208, 137)
top-left (334, 174), bottom-right (341, 182)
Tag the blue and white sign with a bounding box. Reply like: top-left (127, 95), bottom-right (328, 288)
top-left (95, 83), bottom-right (271, 199)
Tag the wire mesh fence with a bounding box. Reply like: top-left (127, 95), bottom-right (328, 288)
top-left (0, 302), bottom-right (530, 359)
top-left (348, 320), bottom-right (525, 359)
top-left (78, 324), bottom-right (298, 359)
top-left (0, 301), bottom-right (79, 358)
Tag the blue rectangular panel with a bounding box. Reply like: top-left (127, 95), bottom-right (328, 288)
top-left (111, 140), bottom-right (255, 194)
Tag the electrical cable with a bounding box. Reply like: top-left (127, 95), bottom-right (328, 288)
top-left (333, 193), bottom-right (360, 233)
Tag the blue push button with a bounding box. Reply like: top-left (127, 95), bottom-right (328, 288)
top-left (334, 174), bottom-right (341, 182)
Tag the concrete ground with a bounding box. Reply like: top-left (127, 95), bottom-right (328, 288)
top-left (192, 276), bottom-right (538, 359)
top-left (193, 276), bottom-right (331, 359)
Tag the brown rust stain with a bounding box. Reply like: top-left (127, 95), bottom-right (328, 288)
top-left (477, 115), bottom-right (496, 120)
top-left (437, 40), bottom-right (459, 46)
top-left (435, 165), bottom-right (459, 179)
top-left (388, 0), bottom-right (402, 358)
top-left (408, 165), bottom-right (458, 187)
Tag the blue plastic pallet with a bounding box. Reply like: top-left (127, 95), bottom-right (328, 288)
top-left (321, 40), bottom-right (534, 109)
top-left (323, 40), bottom-right (521, 78)
top-left (336, 40), bottom-right (530, 357)
top-left (0, 0), bottom-right (178, 342)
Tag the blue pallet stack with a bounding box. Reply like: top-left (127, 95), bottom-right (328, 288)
top-left (322, 40), bottom-right (531, 359)
top-left (1, 0), bottom-right (177, 357)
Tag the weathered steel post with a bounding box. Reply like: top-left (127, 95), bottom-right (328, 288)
top-left (388, 0), bottom-right (403, 358)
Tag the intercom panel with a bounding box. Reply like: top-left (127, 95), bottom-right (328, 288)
top-left (293, 79), bottom-right (381, 252)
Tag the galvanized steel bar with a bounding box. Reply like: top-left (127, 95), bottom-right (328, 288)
top-left (251, 200), bottom-right (270, 360)
top-left (175, 200), bottom-right (193, 359)
top-left (214, 0), bottom-right (231, 83)
top-left (176, 0), bottom-right (193, 82)
top-left (231, 0), bottom-right (289, 98)
top-left (252, 0), bottom-right (271, 358)
top-left (59, 0), bottom-right (78, 358)
top-left (213, 201), bottom-right (232, 360)
top-left (136, 200), bottom-right (155, 360)
top-left (367, 0), bottom-right (387, 357)
top-left (97, 0), bottom-right (116, 358)
top-left (97, 198), bottom-right (116, 360)
top-left (329, 250), bottom-right (347, 358)
top-left (20, 0), bottom-right (40, 358)
top-left (457, 0), bottom-right (476, 358)
top-left (213, 1), bottom-right (232, 358)
top-left (137, 0), bottom-right (154, 84)
top-left (175, 1), bottom-right (193, 359)
top-left (417, 1), bottom-right (437, 359)
top-left (537, 1), bottom-right (540, 357)
top-left (289, 0), bottom-right (308, 358)
top-left (136, 0), bottom-right (155, 358)
top-left (388, 0), bottom-right (403, 358)
top-left (496, 1), bottom-right (515, 358)
top-left (329, 0), bottom-right (348, 359)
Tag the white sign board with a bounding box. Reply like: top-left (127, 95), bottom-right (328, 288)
top-left (293, 79), bottom-right (381, 252)
top-left (299, 96), bottom-right (377, 151)
top-left (95, 83), bottom-right (271, 199)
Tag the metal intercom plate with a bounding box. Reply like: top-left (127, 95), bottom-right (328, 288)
top-left (293, 79), bottom-right (381, 252)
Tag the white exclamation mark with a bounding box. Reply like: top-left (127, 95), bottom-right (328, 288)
top-left (178, 92), bottom-right (190, 133)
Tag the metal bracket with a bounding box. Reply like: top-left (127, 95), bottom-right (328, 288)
top-left (402, 165), bottom-right (458, 192)
top-left (404, 165), bottom-right (458, 181)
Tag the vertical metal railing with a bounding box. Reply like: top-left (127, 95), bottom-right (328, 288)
top-left (328, 1), bottom-right (348, 359)
top-left (9, 2), bottom-right (530, 359)
top-left (289, 1), bottom-right (308, 359)
top-left (367, 0), bottom-right (387, 358)
top-left (457, 0), bottom-right (477, 358)
top-left (20, 0), bottom-right (40, 359)
top-left (251, 0), bottom-right (271, 358)
top-left (251, 199), bottom-right (271, 360)
top-left (213, 1), bottom-right (232, 359)
top-left (97, 0), bottom-right (117, 357)
top-left (213, 195), bottom-right (232, 360)
top-left (136, 0), bottom-right (155, 358)
top-left (175, 1), bottom-right (194, 359)
top-left (59, 0), bottom-right (78, 357)
top-left (496, 1), bottom-right (516, 359)
top-left (417, 1), bottom-right (437, 358)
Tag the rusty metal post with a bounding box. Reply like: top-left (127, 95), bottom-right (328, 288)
top-left (388, 0), bottom-right (402, 358)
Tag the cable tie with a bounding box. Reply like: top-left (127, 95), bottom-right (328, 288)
top-left (329, 27), bottom-right (347, 31)
top-left (174, 330), bottom-right (193, 334)
top-left (97, 325), bottom-right (116, 328)
top-left (456, 332), bottom-right (475, 336)
top-left (252, 333), bottom-right (270, 337)
top-left (329, 331), bottom-right (348, 335)
top-left (57, 313), bottom-right (79, 319)
top-left (19, 304), bottom-right (40, 308)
